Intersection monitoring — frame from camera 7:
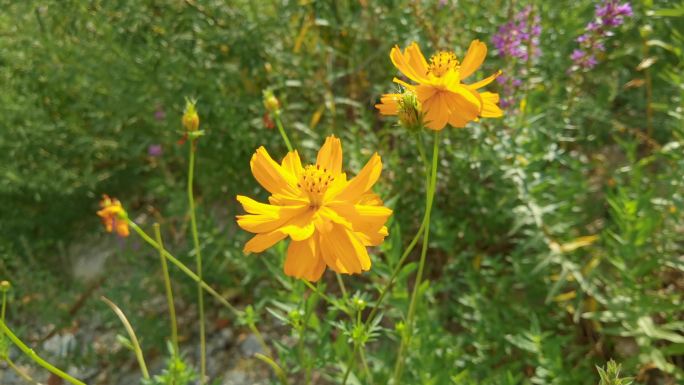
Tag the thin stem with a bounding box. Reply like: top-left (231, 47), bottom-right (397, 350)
top-left (6, 357), bottom-right (42, 385)
top-left (187, 142), bottom-right (207, 384)
top-left (248, 323), bottom-right (270, 357)
top-left (153, 223), bottom-right (179, 355)
top-left (1, 289), bottom-right (7, 321)
top-left (341, 343), bottom-right (359, 385)
top-left (359, 347), bottom-right (373, 385)
top-left (392, 130), bottom-right (440, 383)
top-left (0, 321), bottom-right (86, 385)
top-left (302, 280), bottom-right (349, 315)
top-left (274, 111), bottom-right (294, 152)
top-left (335, 273), bottom-right (348, 300)
top-left (128, 221), bottom-right (240, 316)
top-left (254, 353), bottom-right (290, 385)
top-left (100, 296), bottom-right (149, 380)
top-left (362, 212), bottom-right (427, 329)
top-left (299, 284), bottom-right (318, 385)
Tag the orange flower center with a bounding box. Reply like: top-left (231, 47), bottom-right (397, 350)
top-left (428, 51), bottom-right (459, 77)
top-left (299, 164), bottom-right (335, 207)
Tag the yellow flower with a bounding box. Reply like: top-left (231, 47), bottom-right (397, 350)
top-left (236, 136), bottom-right (392, 282)
top-left (376, 40), bottom-right (503, 130)
top-left (97, 195), bottom-right (129, 237)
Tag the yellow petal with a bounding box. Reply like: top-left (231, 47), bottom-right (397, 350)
top-left (250, 147), bottom-right (299, 196)
top-left (237, 195), bottom-right (280, 215)
top-left (415, 84), bottom-right (437, 104)
top-left (319, 224), bottom-right (370, 274)
top-left (284, 237), bottom-right (326, 282)
top-left (390, 44), bottom-right (429, 84)
top-left (460, 40), bottom-right (487, 79)
top-left (422, 93), bottom-right (450, 130)
top-left (279, 209), bottom-right (316, 241)
top-left (236, 203), bottom-right (308, 233)
top-left (330, 153), bottom-right (382, 203)
top-left (115, 220), bottom-right (130, 237)
top-left (281, 150), bottom-right (304, 178)
top-left (244, 230), bottom-right (286, 253)
top-left (442, 91), bottom-right (481, 126)
top-left (316, 135), bottom-right (343, 176)
top-left (392, 77), bottom-right (415, 90)
top-left (468, 70), bottom-right (502, 90)
top-left (480, 92), bottom-right (503, 118)
top-left (327, 203), bottom-right (392, 238)
top-left (356, 226), bottom-right (388, 246)
top-left (405, 42), bottom-right (430, 79)
top-left (375, 93), bottom-right (400, 116)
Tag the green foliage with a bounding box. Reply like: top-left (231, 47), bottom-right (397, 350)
top-left (597, 360), bottom-right (633, 385)
top-left (142, 343), bottom-right (197, 385)
top-left (1, 0), bottom-right (683, 384)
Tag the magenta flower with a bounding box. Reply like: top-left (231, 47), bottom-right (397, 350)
top-left (570, 0), bottom-right (633, 72)
top-left (148, 144), bottom-right (163, 157)
top-left (492, 5), bottom-right (542, 110)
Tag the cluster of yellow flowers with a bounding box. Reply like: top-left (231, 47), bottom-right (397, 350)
top-left (98, 40), bottom-right (502, 283)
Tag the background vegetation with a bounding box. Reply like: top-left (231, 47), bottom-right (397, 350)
top-left (1, 0), bottom-right (683, 384)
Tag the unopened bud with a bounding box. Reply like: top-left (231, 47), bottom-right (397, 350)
top-left (0, 281), bottom-right (10, 292)
top-left (182, 98), bottom-right (200, 132)
top-left (262, 89), bottom-right (280, 114)
top-left (397, 91), bottom-right (422, 131)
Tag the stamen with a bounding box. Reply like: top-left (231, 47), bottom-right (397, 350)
top-left (428, 51), bottom-right (459, 77)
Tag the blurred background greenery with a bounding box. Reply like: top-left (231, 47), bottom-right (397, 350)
top-left (1, 0), bottom-right (683, 384)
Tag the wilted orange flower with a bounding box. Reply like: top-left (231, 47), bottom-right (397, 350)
top-left (97, 195), bottom-right (129, 237)
top-left (376, 40), bottom-right (503, 130)
top-left (236, 136), bottom-right (392, 282)
top-left (181, 98), bottom-right (200, 132)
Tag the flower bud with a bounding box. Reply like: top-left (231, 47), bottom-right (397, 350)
top-left (262, 89), bottom-right (280, 114)
top-left (397, 91), bottom-right (422, 131)
top-left (0, 280), bottom-right (10, 292)
top-left (182, 98), bottom-right (200, 132)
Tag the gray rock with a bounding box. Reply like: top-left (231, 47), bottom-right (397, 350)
top-left (239, 334), bottom-right (264, 357)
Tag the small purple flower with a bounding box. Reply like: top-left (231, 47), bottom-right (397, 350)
top-left (492, 5), bottom-right (542, 110)
top-left (570, 0), bottom-right (633, 73)
top-left (148, 144), bottom-right (163, 157)
top-left (154, 105), bottom-right (166, 121)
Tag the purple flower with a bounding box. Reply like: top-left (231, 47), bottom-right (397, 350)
top-left (154, 105), bottom-right (166, 121)
top-left (492, 5), bottom-right (542, 110)
top-left (148, 144), bottom-right (163, 157)
top-left (570, 0), bottom-right (632, 73)
top-left (493, 5), bottom-right (542, 61)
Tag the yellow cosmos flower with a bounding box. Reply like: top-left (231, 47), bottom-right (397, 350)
top-left (236, 136), bottom-right (392, 282)
top-left (97, 195), bottom-right (129, 237)
top-left (376, 40), bottom-right (503, 130)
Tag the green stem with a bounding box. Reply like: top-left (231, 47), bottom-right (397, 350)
top-left (392, 130), bottom-right (440, 383)
top-left (187, 142), bottom-right (207, 384)
top-left (248, 323), bottom-right (270, 357)
top-left (274, 111), bottom-right (294, 152)
top-left (359, 347), bottom-right (373, 384)
top-left (101, 296), bottom-right (149, 380)
top-left (341, 343), bottom-right (359, 384)
top-left (335, 273), bottom-right (348, 300)
top-left (153, 223), bottom-right (179, 355)
top-left (362, 218), bottom-right (426, 330)
top-left (6, 357), bottom-right (41, 385)
top-left (128, 221), bottom-right (240, 316)
top-left (255, 353), bottom-right (290, 385)
top-left (299, 284), bottom-right (318, 385)
top-left (0, 321), bottom-right (86, 385)
top-left (302, 280), bottom-right (349, 315)
top-left (1, 289), bottom-right (7, 321)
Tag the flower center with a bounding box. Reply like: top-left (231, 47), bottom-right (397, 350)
top-left (428, 51), bottom-right (459, 77)
top-left (298, 164), bottom-right (335, 207)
